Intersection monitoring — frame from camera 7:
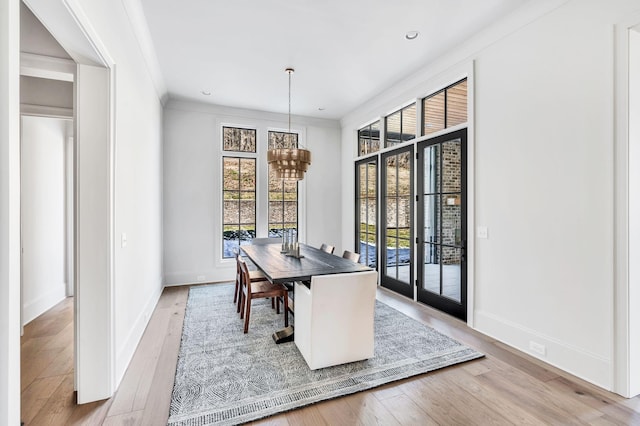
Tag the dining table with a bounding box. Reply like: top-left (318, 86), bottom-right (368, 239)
top-left (240, 242), bottom-right (372, 343)
top-left (240, 242), bottom-right (371, 284)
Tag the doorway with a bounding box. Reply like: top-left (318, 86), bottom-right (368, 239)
top-left (416, 129), bottom-right (467, 320)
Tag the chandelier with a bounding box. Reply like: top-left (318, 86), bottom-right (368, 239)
top-left (267, 68), bottom-right (311, 180)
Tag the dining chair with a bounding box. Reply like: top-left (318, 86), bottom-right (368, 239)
top-left (319, 243), bottom-right (335, 254)
top-left (342, 250), bottom-right (360, 263)
top-left (233, 249), bottom-right (266, 313)
top-left (238, 257), bottom-right (289, 333)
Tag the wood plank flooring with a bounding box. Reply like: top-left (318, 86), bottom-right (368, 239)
top-left (21, 283), bottom-right (640, 425)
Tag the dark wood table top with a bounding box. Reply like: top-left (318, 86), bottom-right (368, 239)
top-left (241, 243), bottom-right (372, 283)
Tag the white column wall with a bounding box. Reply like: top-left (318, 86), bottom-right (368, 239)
top-left (0, 0), bottom-right (21, 422)
top-left (26, 0), bottom-right (165, 397)
top-left (341, 0), bottom-right (639, 391)
top-left (57, 0), bottom-right (165, 387)
top-left (162, 100), bottom-right (341, 285)
top-left (628, 27), bottom-right (640, 397)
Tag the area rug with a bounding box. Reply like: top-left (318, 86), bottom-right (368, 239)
top-left (167, 283), bottom-right (482, 426)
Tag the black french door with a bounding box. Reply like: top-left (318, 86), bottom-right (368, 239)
top-left (355, 157), bottom-right (378, 269)
top-left (416, 129), bottom-right (467, 320)
top-left (380, 146), bottom-right (413, 298)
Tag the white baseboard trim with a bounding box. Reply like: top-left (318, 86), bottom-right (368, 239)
top-left (474, 310), bottom-right (612, 390)
top-left (164, 268), bottom-right (234, 287)
top-left (23, 285), bottom-right (66, 325)
top-left (114, 281), bottom-right (163, 387)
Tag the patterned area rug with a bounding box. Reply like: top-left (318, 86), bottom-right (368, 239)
top-left (168, 283), bottom-right (482, 426)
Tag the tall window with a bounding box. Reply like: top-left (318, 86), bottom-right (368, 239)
top-left (423, 79), bottom-right (467, 136)
top-left (385, 103), bottom-right (416, 148)
top-left (268, 131), bottom-right (298, 237)
top-left (222, 127), bottom-right (257, 258)
top-left (358, 120), bottom-right (381, 156)
top-left (356, 158), bottom-right (377, 267)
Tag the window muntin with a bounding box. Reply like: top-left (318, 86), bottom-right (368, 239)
top-left (268, 131), bottom-right (299, 237)
top-left (222, 157), bottom-right (256, 258)
top-left (385, 103), bottom-right (416, 148)
top-left (358, 120), bottom-right (381, 156)
top-left (222, 126), bottom-right (256, 152)
top-left (422, 79), bottom-right (467, 136)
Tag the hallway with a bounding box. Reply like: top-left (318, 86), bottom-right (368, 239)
top-left (20, 297), bottom-right (110, 424)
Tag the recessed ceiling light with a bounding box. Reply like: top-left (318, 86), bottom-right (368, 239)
top-left (405, 31), bottom-right (419, 40)
top-left (201, 90), bottom-right (211, 96)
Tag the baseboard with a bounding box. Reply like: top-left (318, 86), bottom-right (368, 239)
top-left (163, 268), bottom-right (234, 286)
top-left (474, 310), bottom-right (612, 390)
top-left (22, 285), bottom-right (66, 325)
top-left (114, 281), bottom-right (164, 387)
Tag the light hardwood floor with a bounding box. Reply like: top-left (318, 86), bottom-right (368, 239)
top-left (21, 284), bottom-right (640, 425)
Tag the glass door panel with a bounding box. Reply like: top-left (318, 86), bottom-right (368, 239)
top-left (381, 146), bottom-right (413, 298)
top-left (355, 158), bottom-right (377, 268)
top-left (417, 129), bottom-right (467, 320)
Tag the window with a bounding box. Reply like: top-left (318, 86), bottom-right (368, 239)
top-left (268, 131), bottom-right (298, 237)
top-left (222, 156), bottom-right (256, 258)
top-left (423, 79), bottom-right (467, 135)
top-left (385, 103), bottom-right (416, 148)
top-left (222, 126), bottom-right (256, 152)
top-left (356, 158), bottom-right (378, 267)
top-left (358, 120), bottom-right (381, 156)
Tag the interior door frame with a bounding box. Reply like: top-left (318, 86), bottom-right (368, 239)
top-left (416, 128), bottom-right (467, 321)
top-left (380, 145), bottom-right (414, 298)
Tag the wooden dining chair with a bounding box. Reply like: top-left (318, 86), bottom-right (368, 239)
top-left (233, 249), bottom-right (266, 313)
top-left (319, 243), bottom-right (335, 254)
top-left (342, 250), bottom-right (360, 263)
top-left (238, 257), bottom-right (289, 333)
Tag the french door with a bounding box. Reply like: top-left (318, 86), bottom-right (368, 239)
top-left (355, 157), bottom-right (378, 268)
top-left (380, 146), bottom-right (413, 298)
top-left (417, 129), bottom-right (467, 320)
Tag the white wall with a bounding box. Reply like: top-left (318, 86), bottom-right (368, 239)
top-left (0, 0), bottom-right (21, 422)
top-left (64, 1), bottom-right (165, 388)
top-left (21, 115), bottom-right (68, 324)
top-left (341, 0), bottom-right (639, 391)
top-left (163, 100), bottom-right (341, 285)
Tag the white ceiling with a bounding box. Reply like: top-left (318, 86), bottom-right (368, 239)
top-left (139, 0), bottom-right (530, 120)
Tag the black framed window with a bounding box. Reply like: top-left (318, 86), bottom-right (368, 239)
top-left (358, 120), bottom-right (381, 156)
top-left (222, 157), bottom-right (256, 258)
top-left (355, 157), bottom-right (378, 268)
top-left (268, 131), bottom-right (299, 237)
top-left (222, 126), bottom-right (256, 152)
top-left (385, 103), bottom-right (416, 148)
top-left (422, 79), bottom-right (467, 136)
